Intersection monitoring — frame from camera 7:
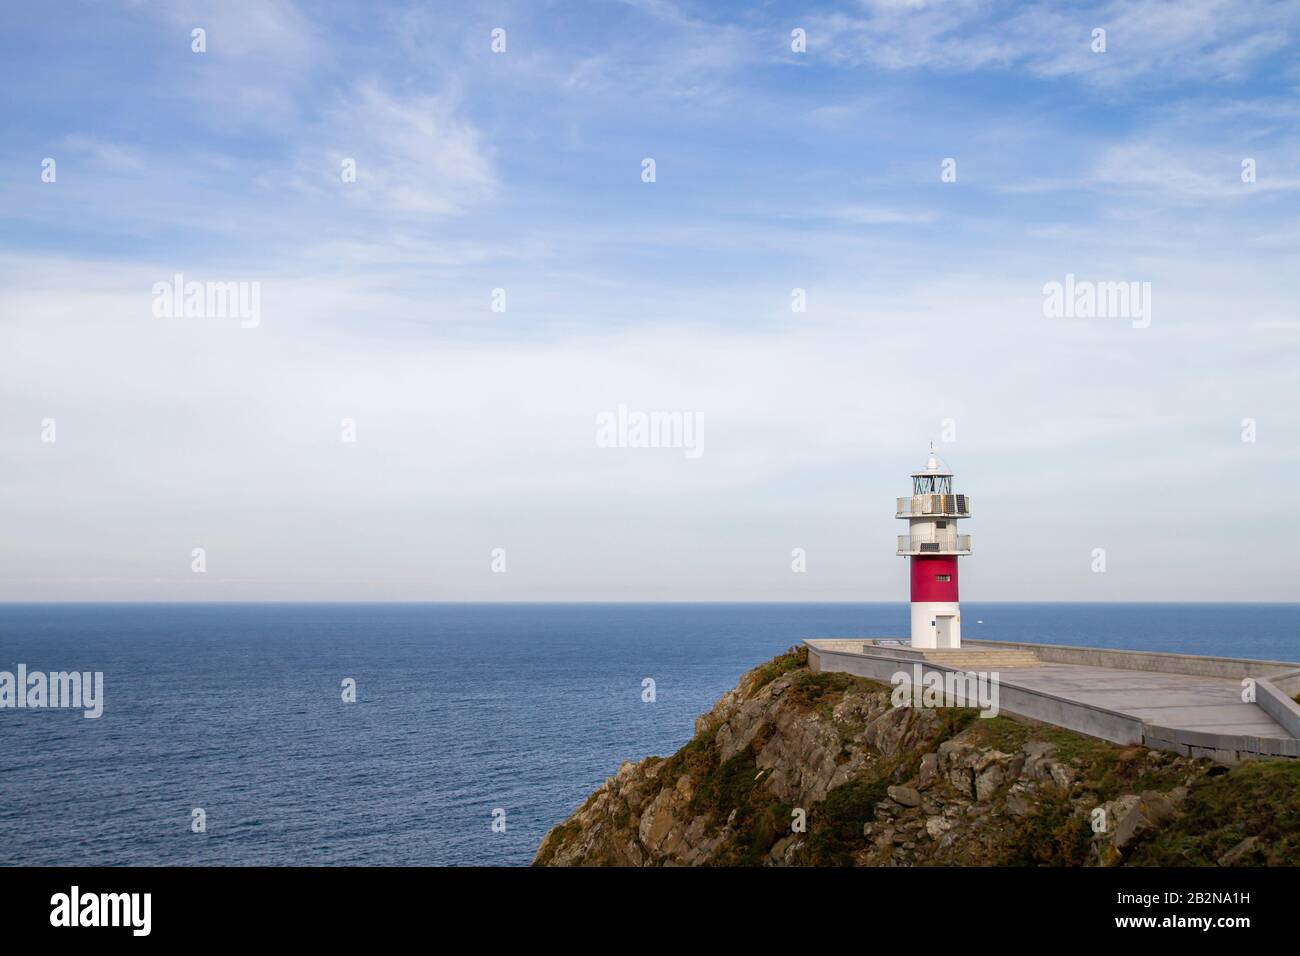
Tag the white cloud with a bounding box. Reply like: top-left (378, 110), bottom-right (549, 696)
top-left (2, 252), bottom-right (1297, 600)
top-left (315, 83), bottom-right (496, 216)
top-left (818, 204), bottom-right (939, 225)
top-left (809, 0), bottom-right (1297, 87)
top-left (60, 136), bottom-right (145, 173)
top-left (1090, 141), bottom-right (1300, 199)
top-left (148, 0), bottom-right (319, 64)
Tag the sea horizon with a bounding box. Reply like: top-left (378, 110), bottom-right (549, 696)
top-left (2, 601), bottom-right (1296, 867)
top-left (4, 600), bottom-right (1296, 606)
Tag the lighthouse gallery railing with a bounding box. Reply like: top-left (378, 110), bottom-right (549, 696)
top-left (896, 534), bottom-right (972, 554)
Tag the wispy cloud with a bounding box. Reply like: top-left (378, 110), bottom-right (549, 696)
top-left (1, 0), bottom-right (1298, 599)
top-left (808, 0), bottom-right (1297, 87)
top-left (1090, 141), bottom-right (1300, 199)
top-left (309, 82), bottom-right (496, 216)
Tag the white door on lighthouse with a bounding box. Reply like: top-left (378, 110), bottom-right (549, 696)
top-left (935, 615), bottom-right (957, 648)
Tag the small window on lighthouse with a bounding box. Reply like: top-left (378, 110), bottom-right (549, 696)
top-left (935, 574), bottom-right (951, 582)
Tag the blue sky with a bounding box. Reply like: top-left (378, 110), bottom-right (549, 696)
top-left (1, 0), bottom-right (1298, 601)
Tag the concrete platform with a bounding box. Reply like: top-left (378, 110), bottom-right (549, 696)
top-left (993, 663), bottom-right (1289, 738)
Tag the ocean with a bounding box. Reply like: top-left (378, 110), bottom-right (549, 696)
top-left (1, 602), bottom-right (1296, 866)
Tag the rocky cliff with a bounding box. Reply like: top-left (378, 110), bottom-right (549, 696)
top-left (534, 646), bottom-right (1300, 866)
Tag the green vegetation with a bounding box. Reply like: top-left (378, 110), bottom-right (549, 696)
top-left (658, 736), bottom-right (794, 866)
top-left (655, 731), bottom-right (717, 796)
top-left (964, 717), bottom-right (1188, 801)
top-left (792, 698), bottom-right (972, 866)
top-left (1004, 797), bottom-right (1094, 866)
top-left (695, 747), bottom-right (791, 866)
top-left (692, 745), bottom-right (763, 827)
top-left (746, 646), bottom-right (807, 696)
top-left (746, 647), bottom-right (892, 708)
top-left (960, 714), bottom-right (1035, 752)
top-left (1128, 759), bottom-right (1300, 866)
top-left (799, 777), bottom-right (890, 866)
top-left (532, 818), bottom-right (582, 866)
top-left (784, 669), bottom-right (893, 718)
top-left (645, 715), bottom-right (788, 866)
top-left (786, 669), bottom-right (856, 707)
top-left (714, 798), bottom-right (794, 867)
top-left (933, 707), bottom-right (982, 745)
top-left (962, 715), bottom-right (1119, 762)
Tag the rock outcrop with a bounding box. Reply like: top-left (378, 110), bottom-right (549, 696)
top-left (535, 647), bottom-right (1300, 867)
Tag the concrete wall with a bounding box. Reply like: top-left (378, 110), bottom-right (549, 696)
top-left (964, 639), bottom-right (1298, 680)
top-left (1255, 671), bottom-right (1300, 742)
top-left (1144, 722), bottom-right (1300, 760)
top-left (1266, 668), bottom-right (1300, 696)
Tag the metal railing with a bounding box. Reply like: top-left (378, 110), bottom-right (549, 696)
top-left (897, 533), bottom-right (972, 554)
top-left (895, 494), bottom-right (970, 518)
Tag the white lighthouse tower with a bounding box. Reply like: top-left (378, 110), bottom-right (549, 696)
top-left (896, 447), bottom-right (971, 649)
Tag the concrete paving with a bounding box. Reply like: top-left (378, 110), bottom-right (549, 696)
top-left (994, 663), bottom-right (1290, 738)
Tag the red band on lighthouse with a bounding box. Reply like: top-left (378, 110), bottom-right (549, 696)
top-left (910, 556), bottom-right (958, 602)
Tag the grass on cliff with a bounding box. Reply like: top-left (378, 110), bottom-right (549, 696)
top-left (532, 819), bottom-right (582, 867)
top-left (699, 744), bottom-right (794, 867)
top-left (1126, 759), bottom-right (1300, 866)
top-left (786, 670), bottom-right (858, 708)
top-left (784, 669), bottom-right (894, 726)
top-left (964, 716), bottom-right (1191, 801)
top-left (688, 736), bottom-right (900, 867)
top-left (1004, 799), bottom-right (1095, 866)
top-left (655, 734), bottom-right (793, 866)
top-left (746, 647), bottom-right (892, 707)
top-left (647, 718), bottom-right (788, 867)
top-left (746, 646), bottom-right (807, 696)
top-left (687, 738), bottom-right (1300, 867)
top-left (961, 719), bottom-right (1300, 865)
top-left (1006, 757), bottom-right (1300, 867)
top-left (799, 777), bottom-right (890, 866)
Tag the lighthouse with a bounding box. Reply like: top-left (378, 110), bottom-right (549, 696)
top-left (897, 447), bottom-right (971, 649)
